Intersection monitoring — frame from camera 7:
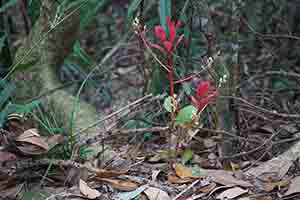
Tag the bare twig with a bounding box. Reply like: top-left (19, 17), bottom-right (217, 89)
top-left (173, 179), bottom-right (200, 200)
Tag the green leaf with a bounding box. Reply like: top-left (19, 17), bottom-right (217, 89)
top-left (22, 190), bottom-right (50, 200)
top-left (181, 149), bottom-right (193, 164)
top-left (0, 0), bottom-right (17, 13)
top-left (163, 96), bottom-right (176, 113)
top-left (73, 40), bottom-right (92, 66)
top-left (159, 0), bottom-right (171, 31)
top-left (175, 105), bottom-right (197, 126)
top-left (127, 0), bottom-right (143, 25)
top-left (143, 132), bottom-right (152, 141)
top-left (191, 165), bottom-right (206, 177)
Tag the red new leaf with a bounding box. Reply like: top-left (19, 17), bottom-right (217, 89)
top-left (155, 25), bottom-right (167, 42)
top-left (196, 81), bottom-right (211, 98)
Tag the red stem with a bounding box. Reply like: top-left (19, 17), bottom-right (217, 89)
top-left (168, 53), bottom-right (175, 120)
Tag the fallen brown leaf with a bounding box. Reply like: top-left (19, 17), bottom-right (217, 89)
top-left (98, 178), bottom-right (138, 191)
top-left (79, 179), bottom-right (101, 199)
top-left (174, 163), bottom-right (193, 178)
top-left (168, 174), bottom-right (194, 184)
top-left (16, 129), bottom-right (49, 150)
top-left (96, 169), bottom-right (127, 178)
top-left (210, 170), bottom-right (253, 187)
top-left (143, 187), bottom-right (171, 200)
top-left (216, 187), bottom-right (248, 199)
top-left (198, 182), bottom-right (216, 193)
top-left (284, 176), bottom-right (300, 196)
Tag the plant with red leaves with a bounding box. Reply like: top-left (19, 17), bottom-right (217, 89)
top-left (151, 16), bottom-right (183, 120)
top-left (190, 81), bottom-right (219, 114)
top-left (134, 16), bottom-right (220, 125)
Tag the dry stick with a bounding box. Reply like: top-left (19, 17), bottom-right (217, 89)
top-left (173, 179), bottom-right (200, 200)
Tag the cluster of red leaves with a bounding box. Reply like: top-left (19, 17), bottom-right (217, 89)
top-left (152, 16), bottom-right (184, 56)
top-left (191, 81), bottom-right (219, 113)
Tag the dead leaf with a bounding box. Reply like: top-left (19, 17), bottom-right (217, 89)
top-left (151, 170), bottom-right (161, 182)
top-left (79, 179), bottom-right (101, 199)
top-left (16, 128), bottom-right (39, 139)
top-left (143, 187), bottom-right (171, 200)
top-left (210, 170), bottom-right (253, 187)
top-left (284, 176), bottom-right (300, 196)
top-left (216, 187), bottom-right (248, 199)
top-left (174, 163), bottom-right (193, 178)
top-left (98, 178), bottom-right (138, 191)
top-left (246, 158), bottom-right (292, 179)
top-left (96, 169), bottom-right (127, 178)
top-left (0, 151), bottom-right (16, 162)
top-left (16, 129), bottom-right (49, 150)
top-left (198, 182), bottom-right (216, 193)
top-left (14, 128), bottom-right (49, 155)
top-left (254, 196), bottom-right (272, 200)
top-left (261, 178), bottom-right (290, 192)
top-left (168, 174), bottom-right (194, 184)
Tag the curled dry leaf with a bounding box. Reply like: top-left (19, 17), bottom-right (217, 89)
top-left (143, 187), bottom-right (171, 200)
top-left (98, 178), bottom-right (138, 191)
top-left (168, 174), bottom-right (194, 184)
top-left (216, 187), bottom-right (248, 199)
top-left (210, 170), bottom-right (253, 188)
top-left (15, 128), bottom-right (49, 155)
top-left (79, 179), bottom-right (101, 199)
top-left (96, 169), bottom-right (127, 178)
top-left (174, 163), bottom-right (193, 179)
top-left (198, 182), bottom-right (216, 193)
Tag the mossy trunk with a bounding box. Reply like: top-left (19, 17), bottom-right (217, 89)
top-left (12, 0), bottom-right (99, 136)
